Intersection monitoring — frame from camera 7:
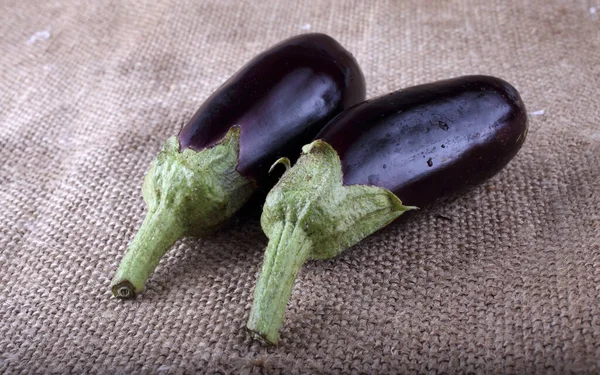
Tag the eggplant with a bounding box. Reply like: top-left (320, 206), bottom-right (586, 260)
top-left (111, 33), bottom-right (366, 299)
top-left (319, 75), bottom-right (528, 207)
top-left (247, 75), bottom-right (528, 344)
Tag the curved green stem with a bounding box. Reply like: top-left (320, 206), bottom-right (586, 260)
top-left (111, 204), bottom-right (184, 298)
top-left (247, 221), bottom-right (311, 345)
top-left (247, 140), bottom-right (416, 344)
top-left (110, 128), bottom-right (256, 298)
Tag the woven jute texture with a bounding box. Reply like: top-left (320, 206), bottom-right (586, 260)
top-left (1, 0), bottom-right (599, 373)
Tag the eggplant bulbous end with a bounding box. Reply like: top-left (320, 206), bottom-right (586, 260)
top-left (110, 127), bottom-right (256, 298)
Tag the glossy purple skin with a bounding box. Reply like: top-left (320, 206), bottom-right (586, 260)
top-left (316, 75), bottom-right (528, 207)
top-left (178, 33), bottom-right (365, 185)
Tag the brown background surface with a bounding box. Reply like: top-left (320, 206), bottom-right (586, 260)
top-left (1, 0), bottom-right (599, 373)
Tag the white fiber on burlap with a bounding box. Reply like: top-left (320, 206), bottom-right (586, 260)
top-left (1, 0), bottom-right (598, 373)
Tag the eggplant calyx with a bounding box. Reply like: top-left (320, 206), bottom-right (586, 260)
top-left (110, 127), bottom-right (256, 299)
top-left (247, 140), bottom-right (416, 344)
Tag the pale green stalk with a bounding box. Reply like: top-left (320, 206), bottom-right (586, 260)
top-left (111, 127), bottom-right (256, 298)
top-left (247, 140), bottom-right (416, 344)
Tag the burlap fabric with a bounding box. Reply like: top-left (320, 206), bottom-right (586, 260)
top-left (1, 0), bottom-right (599, 373)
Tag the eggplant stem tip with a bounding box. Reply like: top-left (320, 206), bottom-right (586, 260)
top-left (112, 281), bottom-right (136, 299)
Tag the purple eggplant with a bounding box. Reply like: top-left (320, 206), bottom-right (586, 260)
top-left (179, 34), bottom-right (366, 184)
top-left (319, 75), bottom-right (528, 206)
top-left (247, 75), bottom-right (528, 344)
top-left (111, 33), bottom-right (365, 299)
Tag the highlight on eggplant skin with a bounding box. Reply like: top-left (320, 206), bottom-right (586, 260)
top-left (110, 33), bottom-right (366, 299)
top-left (178, 32), bottom-right (366, 185)
top-left (316, 75), bottom-right (528, 207)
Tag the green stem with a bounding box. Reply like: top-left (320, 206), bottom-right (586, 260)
top-left (110, 129), bottom-right (255, 299)
top-left (111, 205), bottom-right (185, 298)
top-left (247, 140), bottom-right (416, 344)
top-left (247, 221), bottom-right (312, 345)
